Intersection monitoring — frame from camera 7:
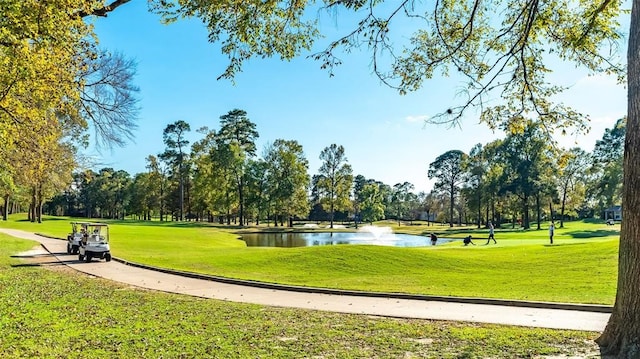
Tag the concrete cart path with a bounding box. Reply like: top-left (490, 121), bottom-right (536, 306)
top-left (1, 228), bottom-right (610, 332)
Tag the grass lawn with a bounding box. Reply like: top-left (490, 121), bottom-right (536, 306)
top-left (0, 233), bottom-right (603, 358)
top-left (0, 215), bottom-right (619, 304)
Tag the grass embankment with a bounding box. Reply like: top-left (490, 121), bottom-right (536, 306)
top-left (0, 233), bottom-right (602, 358)
top-left (0, 216), bottom-right (619, 304)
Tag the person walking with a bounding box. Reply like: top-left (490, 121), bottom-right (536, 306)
top-left (430, 233), bottom-right (438, 246)
top-left (485, 221), bottom-right (497, 244)
top-left (549, 221), bottom-right (555, 244)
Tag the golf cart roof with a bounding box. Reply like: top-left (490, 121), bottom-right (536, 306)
top-left (71, 221), bottom-right (108, 227)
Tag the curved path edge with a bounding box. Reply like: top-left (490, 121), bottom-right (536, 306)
top-left (112, 249), bottom-right (613, 314)
top-left (1, 228), bottom-right (611, 332)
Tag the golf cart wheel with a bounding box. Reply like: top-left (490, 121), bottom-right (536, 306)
top-left (66, 244), bottom-right (71, 254)
top-left (105, 253), bottom-right (112, 262)
top-left (78, 254), bottom-right (84, 261)
top-left (85, 254), bottom-right (92, 263)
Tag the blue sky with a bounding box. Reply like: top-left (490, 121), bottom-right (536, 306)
top-left (87, 1), bottom-right (627, 193)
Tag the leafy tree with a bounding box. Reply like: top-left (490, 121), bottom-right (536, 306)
top-left (419, 191), bottom-right (438, 226)
top-left (532, 165), bottom-right (558, 230)
top-left (390, 182), bottom-right (414, 225)
top-left (557, 148), bottom-right (591, 227)
top-left (1, 2), bottom-right (139, 193)
top-left (594, 118), bottom-right (626, 164)
top-left (190, 126), bottom-right (237, 224)
top-left (128, 173), bottom-right (149, 219)
top-left (217, 109), bottom-right (259, 226)
top-left (75, 170), bottom-right (96, 218)
top-left (190, 127), bottom-right (218, 222)
top-left (0, 165), bottom-right (16, 221)
top-left (428, 150), bottom-right (468, 227)
top-left (465, 143), bottom-right (488, 228)
top-left (263, 139), bottom-right (310, 227)
top-left (128, 159), bottom-right (163, 221)
top-left (7, 115), bottom-right (76, 223)
top-left (317, 144), bottom-right (353, 228)
top-left (160, 120), bottom-right (191, 221)
top-left (378, 182), bottom-right (394, 219)
top-left (496, 121), bottom-right (553, 229)
top-left (309, 174), bottom-right (329, 222)
top-left (404, 191), bottom-right (421, 224)
top-left (89, 168), bottom-right (131, 219)
top-left (590, 118), bottom-right (625, 214)
top-left (359, 183), bottom-right (385, 224)
top-left (352, 174), bottom-right (369, 227)
top-left (245, 159), bottom-right (271, 225)
top-left (479, 140), bottom-right (506, 226)
top-left (145, 155), bottom-right (165, 220)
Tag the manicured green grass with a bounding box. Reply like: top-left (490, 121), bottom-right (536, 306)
top-left (0, 215), bottom-right (619, 304)
top-left (0, 233), bottom-right (602, 358)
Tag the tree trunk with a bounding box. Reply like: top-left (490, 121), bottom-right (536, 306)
top-left (160, 179), bottom-right (165, 222)
top-left (238, 177), bottom-right (245, 227)
top-left (597, 1), bottom-right (640, 355)
top-left (535, 194), bottom-right (541, 230)
top-left (449, 184), bottom-right (455, 227)
top-left (179, 167), bottom-right (184, 221)
top-left (523, 193), bottom-right (530, 229)
top-left (2, 194), bottom-right (8, 221)
top-left (330, 200), bottom-right (335, 229)
top-left (485, 202), bottom-right (490, 227)
top-left (560, 184), bottom-right (567, 228)
top-left (477, 191), bottom-right (482, 229)
top-left (30, 186), bottom-right (37, 223)
top-left (491, 198), bottom-right (496, 224)
top-left (37, 187), bottom-right (43, 223)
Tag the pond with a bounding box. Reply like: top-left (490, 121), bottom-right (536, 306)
top-left (240, 227), bottom-right (456, 248)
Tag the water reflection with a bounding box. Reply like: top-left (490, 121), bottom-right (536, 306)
top-left (241, 232), bottom-right (455, 248)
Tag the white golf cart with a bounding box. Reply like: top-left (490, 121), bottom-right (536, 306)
top-left (67, 221), bottom-right (89, 254)
top-left (78, 222), bottom-right (112, 262)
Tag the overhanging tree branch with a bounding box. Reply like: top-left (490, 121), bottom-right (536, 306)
top-left (76, 0), bottom-right (132, 18)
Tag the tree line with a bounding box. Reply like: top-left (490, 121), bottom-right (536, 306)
top-left (429, 118), bottom-right (624, 229)
top-left (5, 113), bottom-right (623, 230)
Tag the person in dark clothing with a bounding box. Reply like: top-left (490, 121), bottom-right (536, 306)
top-left (463, 235), bottom-right (475, 246)
top-left (430, 233), bottom-right (438, 246)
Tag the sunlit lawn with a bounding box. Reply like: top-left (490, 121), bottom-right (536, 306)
top-left (0, 233), bottom-right (600, 358)
top-left (0, 214), bottom-right (619, 304)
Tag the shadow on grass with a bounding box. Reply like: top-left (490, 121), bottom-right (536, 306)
top-left (543, 242), bottom-right (592, 248)
top-left (86, 219), bottom-right (246, 230)
top-left (11, 262), bottom-right (68, 268)
top-left (429, 228), bottom-right (489, 236)
top-left (19, 217), bottom-right (68, 222)
top-left (116, 220), bottom-right (206, 228)
top-left (102, 219), bottom-right (354, 233)
top-left (566, 229), bottom-right (620, 238)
